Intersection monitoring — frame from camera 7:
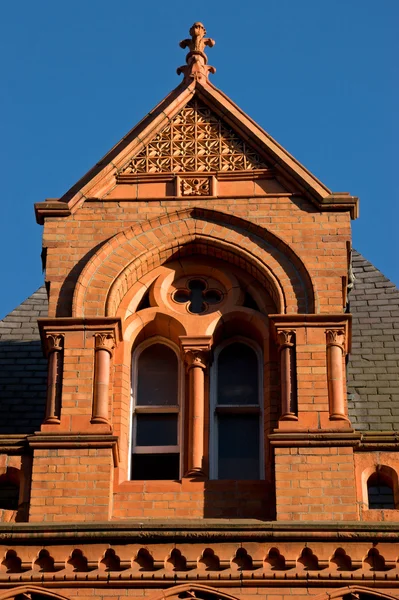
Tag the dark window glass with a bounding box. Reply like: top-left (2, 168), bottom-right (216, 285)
top-left (217, 343), bottom-right (258, 405)
top-left (218, 414), bottom-right (259, 479)
top-left (188, 279), bottom-right (206, 314)
top-left (131, 453), bottom-right (180, 480)
top-left (368, 473), bottom-right (395, 509)
top-left (136, 414), bottom-right (178, 446)
top-left (0, 483), bottom-right (19, 510)
top-left (204, 289), bottom-right (222, 304)
top-left (137, 344), bottom-right (178, 406)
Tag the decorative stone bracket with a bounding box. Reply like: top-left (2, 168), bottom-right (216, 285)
top-left (179, 335), bottom-right (213, 477)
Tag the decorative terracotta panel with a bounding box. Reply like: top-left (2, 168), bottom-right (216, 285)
top-left (121, 98), bottom-right (268, 174)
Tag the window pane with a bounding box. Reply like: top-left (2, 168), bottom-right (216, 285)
top-left (136, 414), bottom-right (178, 446)
top-left (368, 473), bottom-right (395, 509)
top-left (137, 343), bottom-right (178, 405)
top-left (218, 414), bottom-right (259, 479)
top-left (217, 343), bottom-right (258, 405)
top-left (132, 453), bottom-right (180, 480)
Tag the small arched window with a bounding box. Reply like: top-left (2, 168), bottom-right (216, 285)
top-left (131, 341), bottom-right (181, 480)
top-left (0, 482), bottom-right (19, 511)
top-left (367, 469), bottom-right (397, 509)
top-left (0, 470), bottom-right (20, 511)
top-left (211, 340), bottom-right (263, 480)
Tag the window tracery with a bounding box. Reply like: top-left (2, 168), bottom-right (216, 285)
top-left (173, 278), bottom-right (223, 314)
top-left (128, 258), bottom-right (273, 482)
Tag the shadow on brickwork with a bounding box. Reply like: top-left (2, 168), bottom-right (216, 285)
top-left (202, 478), bottom-right (276, 520)
top-left (0, 340), bottom-right (47, 434)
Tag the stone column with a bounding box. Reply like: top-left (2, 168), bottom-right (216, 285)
top-left (92, 333), bottom-right (115, 425)
top-left (44, 333), bottom-right (64, 424)
top-left (277, 329), bottom-right (297, 420)
top-left (326, 328), bottom-right (348, 421)
top-left (180, 336), bottom-right (212, 477)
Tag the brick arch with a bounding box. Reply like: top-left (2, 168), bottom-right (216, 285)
top-left (0, 586), bottom-right (72, 600)
top-left (312, 585), bottom-right (399, 600)
top-left (147, 584), bottom-right (242, 600)
top-left (72, 207), bottom-right (317, 317)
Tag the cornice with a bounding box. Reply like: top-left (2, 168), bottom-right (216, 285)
top-left (0, 521), bottom-right (398, 542)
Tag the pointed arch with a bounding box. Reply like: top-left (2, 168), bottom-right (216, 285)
top-left (312, 585), bottom-right (399, 600)
top-left (0, 586), bottom-right (71, 600)
top-left (72, 207), bottom-right (316, 318)
top-left (147, 583), bottom-right (241, 600)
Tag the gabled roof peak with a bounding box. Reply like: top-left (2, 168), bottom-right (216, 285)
top-left (177, 22), bottom-right (216, 84)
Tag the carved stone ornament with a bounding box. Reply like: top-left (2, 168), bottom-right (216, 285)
top-left (276, 329), bottom-right (295, 349)
top-left (326, 328), bottom-right (345, 351)
top-left (184, 349), bottom-right (209, 371)
top-left (122, 98), bottom-right (267, 175)
top-left (181, 177), bottom-right (211, 196)
top-left (94, 332), bottom-right (116, 355)
top-left (45, 333), bottom-right (64, 354)
top-left (177, 22), bottom-right (216, 83)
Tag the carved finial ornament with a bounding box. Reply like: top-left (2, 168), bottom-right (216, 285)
top-left (326, 329), bottom-right (346, 352)
top-left (277, 329), bottom-right (295, 350)
top-left (177, 22), bottom-right (216, 83)
top-left (94, 332), bottom-right (116, 356)
top-left (45, 333), bottom-right (64, 354)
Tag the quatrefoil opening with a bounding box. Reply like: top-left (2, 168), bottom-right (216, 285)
top-left (173, 278), bottom-right (223, 314)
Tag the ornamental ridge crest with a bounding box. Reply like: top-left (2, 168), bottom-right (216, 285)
top-left (120, 98), bottom-right (268, 175)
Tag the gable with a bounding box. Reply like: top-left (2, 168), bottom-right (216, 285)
top-left (35, 79), bottom-right (358, 221)
top-left (120, 97), bottom-right (269, 175)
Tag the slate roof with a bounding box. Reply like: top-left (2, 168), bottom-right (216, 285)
top-left (0, 286), bottom-right (48, 433)
top-left (347, 251), bottom-right (399, 431)
top-left (0, 252), bottom-right (398, 434)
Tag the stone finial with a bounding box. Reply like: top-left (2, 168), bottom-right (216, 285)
top-left (177, 22), bottom-right (216, 83)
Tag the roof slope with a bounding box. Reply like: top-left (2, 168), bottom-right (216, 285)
top-left (347, 251), bottom-right (399, 431)
top-left (0, 286), bottom-right (48, 433)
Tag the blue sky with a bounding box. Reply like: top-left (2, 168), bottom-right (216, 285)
top-left (0, 0), bottom-right (398, 318)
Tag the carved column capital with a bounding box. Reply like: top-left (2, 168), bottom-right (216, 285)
top-left (326, 328), bottom-right (345, 352)
top-left (179, 335), bottom-right (213, 372)
top-left (45, 333), bottom-right (64, 354)
top-left (94, 332), bottom-right (115, 356)
top-left (183, 349), bottom-right (210, 371)
top-left (276, 329), bottom-right (295, 350)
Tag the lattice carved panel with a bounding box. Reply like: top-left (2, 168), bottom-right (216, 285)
top-left (121, 98), bottom-right (268, 174)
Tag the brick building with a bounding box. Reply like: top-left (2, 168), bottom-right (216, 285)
top-left (0, 22), bottom-right (398, 600)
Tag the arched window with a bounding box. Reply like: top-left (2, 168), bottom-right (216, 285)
top-left (367, 469), bottom-right (397, 509)
top-left (210, 339), bottom-right (263, 480)
top-left (131, 340), bottom-right (181, 480)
